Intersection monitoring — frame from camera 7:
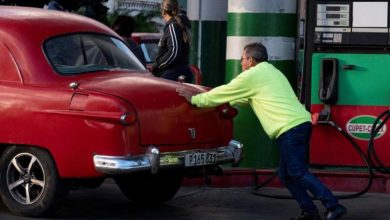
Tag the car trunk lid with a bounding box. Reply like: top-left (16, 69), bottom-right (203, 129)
top-left (78, 73), bottom-right (232, 146)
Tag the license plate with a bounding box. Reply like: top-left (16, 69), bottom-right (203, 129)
top-left (185, 152), bottom-right (217, 167)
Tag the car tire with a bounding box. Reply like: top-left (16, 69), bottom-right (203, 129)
top-left (115, 171), bottom-right (182, 204)
top-left (0, 146), bottom-right (68, 217)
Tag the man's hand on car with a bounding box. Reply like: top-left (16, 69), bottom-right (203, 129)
top-left (176, 88), bottom-right (201, 103)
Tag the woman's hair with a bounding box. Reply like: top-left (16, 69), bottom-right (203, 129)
top-left (244, 43), bottom-right (268, 62)
top-left (161, 0), bottom-right (179, 16)
top-left (161, 0), bottom-right (190, 43)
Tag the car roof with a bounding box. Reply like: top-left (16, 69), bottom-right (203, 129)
top-left (0, 6), bottom-right (120, 85)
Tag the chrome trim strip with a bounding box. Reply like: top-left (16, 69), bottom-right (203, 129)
top-left (94, 140), bottom-right (243, 175)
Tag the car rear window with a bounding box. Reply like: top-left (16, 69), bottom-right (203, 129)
top-left (140, 40), bottom-right (159, 64)
top-left (44, 34), bottom-right (146, 75)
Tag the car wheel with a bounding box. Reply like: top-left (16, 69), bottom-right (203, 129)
top-left (0, 146), bottom-right (68, 217)
top-left (115, 171), bottom-right (182, 204)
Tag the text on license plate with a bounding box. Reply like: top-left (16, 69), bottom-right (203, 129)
top-left (185, 152), bottom-right (217, 167)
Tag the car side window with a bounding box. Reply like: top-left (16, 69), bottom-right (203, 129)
top-left (44, 34), bottom-right (145, 75)
top-left (0, 42), bottom-right (22, 82)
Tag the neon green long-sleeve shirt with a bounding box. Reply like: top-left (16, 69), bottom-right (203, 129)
top-left (191, 62), bottom-right (311, 139)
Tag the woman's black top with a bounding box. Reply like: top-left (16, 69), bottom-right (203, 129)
top-left (152, 17), bottom-right (193, 83)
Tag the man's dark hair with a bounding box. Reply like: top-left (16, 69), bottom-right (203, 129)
top-left (111, 15), bottom-right (135, 38)
top-left (244, 43), bottom-right (268, 62)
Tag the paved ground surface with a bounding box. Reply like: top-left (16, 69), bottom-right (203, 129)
top-left (1, 178), bottom-right (390, 219)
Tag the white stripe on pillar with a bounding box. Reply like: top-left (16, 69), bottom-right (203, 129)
top-left (228, 0), bottom-right (296, 14)
top-left (226, 36), bottom-right (295, 61)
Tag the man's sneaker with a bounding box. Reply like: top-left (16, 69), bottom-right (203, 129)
top-left (290, 211), bottom-right (322, 220)
top-left (325, 204), bottom-right (347, 220)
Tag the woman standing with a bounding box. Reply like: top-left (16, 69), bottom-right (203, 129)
top-left (151, 0), bottom-right (193, 83)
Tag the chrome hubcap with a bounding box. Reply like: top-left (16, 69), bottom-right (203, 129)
top-left (6, 153), bottom-right (45, 204)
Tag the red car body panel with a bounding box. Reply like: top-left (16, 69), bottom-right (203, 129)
top-left (0, 7), bottom-right (234, 178)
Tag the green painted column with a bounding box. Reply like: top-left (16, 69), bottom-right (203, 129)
top-left (187, 0), bottom-right (227, 87)
top-left (226, 0), bottom-right (297, 168)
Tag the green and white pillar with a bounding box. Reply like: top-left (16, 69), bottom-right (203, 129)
top-left (187, 0), bottom-right (228, 87)
top-left (226, 0), bottom-right (297, 168)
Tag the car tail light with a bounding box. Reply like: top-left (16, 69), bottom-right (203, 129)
top-left (219, 105), bottom-right (238, 119)
top-left (120, 112), bottom-right (137, 125)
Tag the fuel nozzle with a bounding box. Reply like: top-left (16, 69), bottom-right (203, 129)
top-left (316, 104), bottom-right (331, 125)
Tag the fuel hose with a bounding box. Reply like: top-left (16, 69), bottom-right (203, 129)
top-left (251, 119), bottom-right (374, 200)
top-left (367, 109), bottom-right (390, 174)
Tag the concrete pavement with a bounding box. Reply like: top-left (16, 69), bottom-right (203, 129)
top-left (0, 179), bottom-right (390, 219)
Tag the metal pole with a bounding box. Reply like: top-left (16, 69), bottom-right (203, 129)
top-left (197, 0), bottom-right (202, 69)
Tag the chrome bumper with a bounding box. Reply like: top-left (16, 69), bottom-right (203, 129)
top-left (93, 140), bottom-right (243, 175)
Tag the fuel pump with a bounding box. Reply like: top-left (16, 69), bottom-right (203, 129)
top-left (305, 0), bottom-right (390, 168)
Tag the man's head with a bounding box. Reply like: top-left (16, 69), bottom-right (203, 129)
top-left (111, 15), bottom-right (135, 38)
top-left (241, 43), bottom-right (268, 71)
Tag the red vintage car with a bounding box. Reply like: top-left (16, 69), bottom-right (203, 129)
top-left (0, 6), bottom-right (242, 217)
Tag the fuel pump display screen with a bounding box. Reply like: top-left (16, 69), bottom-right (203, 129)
top-left (351, 2), bottom-right (388, 44)
top-left (317, 4), bottom-right (349, 27)
top-left (353, 2), bottom-right (388, 28)
top-left (315, 3), bottom-right (351, 44)
top-left (315, 1), bottom-right (390, 45)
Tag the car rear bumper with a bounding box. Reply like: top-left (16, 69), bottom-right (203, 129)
top-left (93, 140), bottom-right (243, 175)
